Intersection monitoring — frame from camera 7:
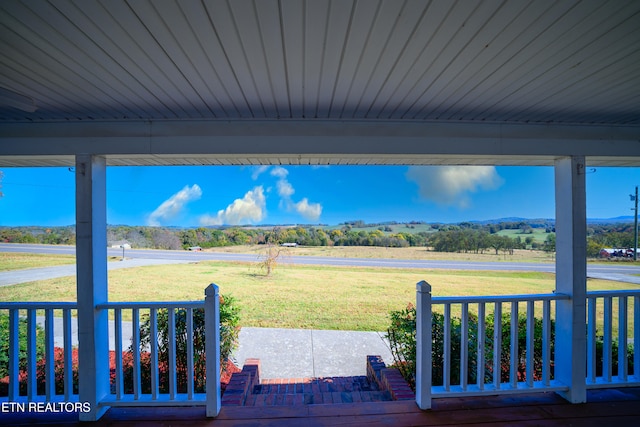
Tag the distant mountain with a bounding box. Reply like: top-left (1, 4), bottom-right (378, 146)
top-left (587, 216), bottom-right (635, 224)
top-left (468, 216), bottom-right (636, 226)
top-left (468, 217), bottom-right (553, 225)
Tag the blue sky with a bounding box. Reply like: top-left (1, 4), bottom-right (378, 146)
top-left (0, 165), bottom-right (638, 227)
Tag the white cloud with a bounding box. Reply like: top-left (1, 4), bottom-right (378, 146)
top-left (269, 166), bottom-right (323, 221)
top-left (270, 166), bottom-right (288, 179)
top-left (199, 186), bottom-right (266, 225)
top-left (147, 184), bottom-right (202, 226)
top-left (276, 179), bottom-right (295, 198)
top-left (406, 166), bottom-right (503, 208)
top-left (252, 165), bottom-right (270, 180)
top-left (294, 198), bottom-right (322, 221)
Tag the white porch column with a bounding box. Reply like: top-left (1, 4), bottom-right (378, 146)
top-left (75, 155), bottom-right (110, 421)
top-left (415, 281), bottom-right (432, 410)
top-left (205, 284), bottom-right (221, 417)
top-left (554, 156), bottom-right (587, 403)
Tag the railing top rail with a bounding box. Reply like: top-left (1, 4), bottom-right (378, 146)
top-left (0, 302), bottom-right (77, 309)
top-left (97, 301), bottom-right (204, 309)
top-left (586, 289), bottom-right (640, 298)
top-left (432, 293), bottom-right (569, 304)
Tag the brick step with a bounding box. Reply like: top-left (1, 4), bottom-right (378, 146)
top-left (221, 356), bottom-right (416, 407)
top-left (244, 390), bottom-right (392, 406)
top-left (254, 376), bottom-right (381, 394)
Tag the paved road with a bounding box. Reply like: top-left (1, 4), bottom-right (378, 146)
top-left (2, 243), bottom-right (640, 285)
top-left (0, 258), bottom-right (195, 287)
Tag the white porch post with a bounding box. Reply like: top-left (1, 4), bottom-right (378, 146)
top-left (75, 155), bottom-right (110, 421)
top-left (416, 280), bottom-right (432, 410)
top-left (205, 283), bottom-right (221, 417)
top-left (554, 156), bottom-right (587, 403)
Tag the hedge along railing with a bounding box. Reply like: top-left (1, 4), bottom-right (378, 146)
top-left (416, 281), bottom-right (571, 409)
top-left (586, 289), bottom-right (640, 388)
top-left (0, 302), bottom-right (78, 402)
top-left (96, 284), bottom-right (220, 416)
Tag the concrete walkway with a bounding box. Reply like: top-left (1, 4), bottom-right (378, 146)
top-left (35, 316), bottom-right (393, 379)
top-left (232, 327), bottom-right (394, 379)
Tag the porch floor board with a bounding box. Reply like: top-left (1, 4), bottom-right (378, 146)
top-left (3, 387), bottom-right (640, 426)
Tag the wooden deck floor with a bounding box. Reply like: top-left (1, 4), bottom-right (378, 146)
top-left (5, 388), bottom-right (640, 426)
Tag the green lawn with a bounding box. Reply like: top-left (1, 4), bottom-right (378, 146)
top-left (0, 252), bottom-right (76, 271)
top-left (495, 228), bottom-right (551, 244)
top-left (0, 260), bottom-right (632, 332)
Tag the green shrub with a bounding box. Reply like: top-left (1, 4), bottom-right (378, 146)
top-left (387, 303), bottom-right (417, 388)
top-left (136, 293), bottom-right (241, 393)
top-left (0, 296), bottom-right (240, 397)
top-left (0, 313), bottom-right (45, 379)
top-left (387, 304), bottom-right (634, 390)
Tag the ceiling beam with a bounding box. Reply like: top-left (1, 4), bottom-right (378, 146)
top-left (1, 120), bottom-right (639, 167)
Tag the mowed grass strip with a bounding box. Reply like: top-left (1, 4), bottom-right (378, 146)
top-left (0, 260), bottom-right (632, 332)
top-left (0, 252), bottom-right (76, 271)
top-left (205, 245), bottom-right (557, 263)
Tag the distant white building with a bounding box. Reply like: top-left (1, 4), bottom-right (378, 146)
top-left (109, 240), bottom-right (131, 249)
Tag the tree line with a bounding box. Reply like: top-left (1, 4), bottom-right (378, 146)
top-left (0, 221), bottom-right (636, 258)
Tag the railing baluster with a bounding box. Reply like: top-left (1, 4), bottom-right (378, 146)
top-left (510, 301), bottom-right (518, 389)
top-left (63, 308), bottom-right (73, 400)
top-left (150, 308), bottom-right (159, 400)
top-left (618, 296), bottom-right (628, 381)
top-left (444, 303), bottom-right (451, 391)
top-left (526, 301), bottom-right (534, 388)
top-left (187, 307), bottom-right (194, 399)
top-left (460, 302), bottom-right (468, 391)
top-left (493, 302), bottom-right (502, 390)
top-left (604, 296), bottom-right (612, 383)
top-left (8, 308), bottom-right (19, 400)
top-left (115, 308), bottom-right (123, 400)
top-left (132, 308), bottom-right (141, 399)
top-left (587, 297), bottom-right (596, 383)
top-left (542, 300), bottom-right (551, 386)
top-left (477, 302), bottom-right (485, 390)
top-left (168, 308), bottom-right (177, 399)
top-left (27, 308), bottom-right (36, 400)
top-left (45, 308), bottom-right (55, 399)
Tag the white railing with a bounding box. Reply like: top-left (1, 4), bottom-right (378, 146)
top-left (416, 282), bottom-right (640, 410)
top-left (416, 281), bottom-right (572, 408)
top-left (1, 284), bottom-right (221, 417)
top-left (96, 284), bottom-right (220, 415)
top-left (97, 301), bottom-right (205, 405)
top-left (586, 289), bottom-right (640, 388)
top-left (0, 302), bottom-right (78, 403)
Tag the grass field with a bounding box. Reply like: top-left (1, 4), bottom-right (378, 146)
top-left (204, 245), bottom-right (558, 263)
top-left (0, 256), bottom-right (633, 332)
top-left (0, 252), bottom-right (76, 271)
top-left (496, 228), bottom-right (550, 244)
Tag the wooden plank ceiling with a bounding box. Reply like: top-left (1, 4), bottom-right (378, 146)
top-left (0, 0), bottom-right (639, 166)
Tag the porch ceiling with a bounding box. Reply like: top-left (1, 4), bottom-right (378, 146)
top-left (0, 0), bottom-right (639, 167)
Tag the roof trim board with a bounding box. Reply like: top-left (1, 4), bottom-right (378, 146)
top-left (1, 119), bottom-right (638, 167)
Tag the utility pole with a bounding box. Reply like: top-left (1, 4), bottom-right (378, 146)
top-left (633, 186), bottom-right (638, 261)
